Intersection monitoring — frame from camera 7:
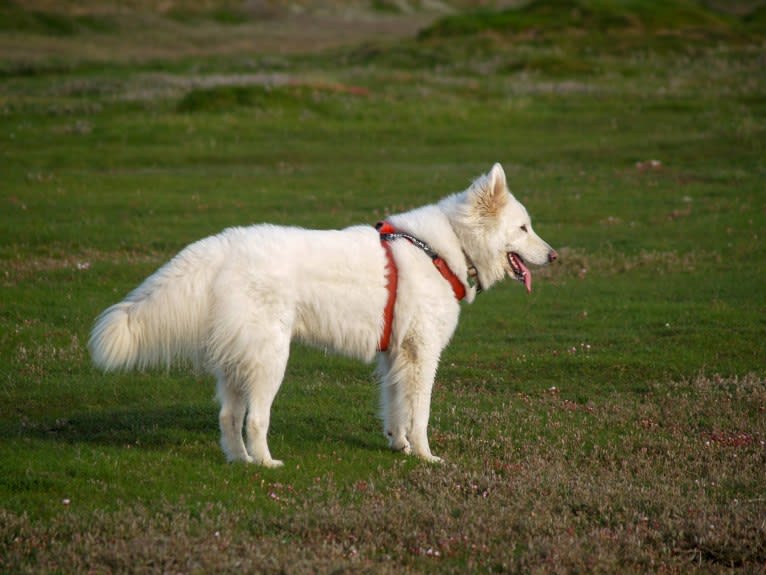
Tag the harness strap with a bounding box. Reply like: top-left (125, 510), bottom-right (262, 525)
top-left (378, 238), bottom-right (397, 352)
top-left (376, 221), bottom-right (466, 352)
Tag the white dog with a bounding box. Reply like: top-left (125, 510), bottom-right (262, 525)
top-left (89, 163), bottom-right (557, 467)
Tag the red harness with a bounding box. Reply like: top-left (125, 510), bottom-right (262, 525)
top-left (376, 222), bottom-right (467, 352)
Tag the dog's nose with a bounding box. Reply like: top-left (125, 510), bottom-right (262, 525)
top-left (548, 250), bottom-right (558, 263)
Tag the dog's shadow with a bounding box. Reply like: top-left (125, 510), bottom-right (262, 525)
top-left (17, 405), bottom-right (217, 448)
top-left (15, 404), bottom-right (384, 455)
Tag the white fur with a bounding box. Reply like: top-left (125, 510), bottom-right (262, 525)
top-left (89, 163), bottom-right (556, 466)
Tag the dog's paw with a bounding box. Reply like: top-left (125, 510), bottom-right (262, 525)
top-left (388, 435), bottom-right (412, 454)
top-left (259, 458), bottom-right (284, 468)
top-left (226, 452), bottom-right (254, 464)
top-left (419, 453), bottom-right (443, 464)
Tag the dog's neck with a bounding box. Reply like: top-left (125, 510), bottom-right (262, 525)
top-left (465, 259), bottom-right (483, 293)
top-left (376, 222), bottom-right (467, 301)
top-left (384, 205), bottom-right (479, 303)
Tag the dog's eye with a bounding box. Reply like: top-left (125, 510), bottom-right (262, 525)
top-left (520, 225), bottom-right (528, 233)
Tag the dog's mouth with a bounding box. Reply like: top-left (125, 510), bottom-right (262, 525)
top-left (508, 252), bottom-right (532, 293)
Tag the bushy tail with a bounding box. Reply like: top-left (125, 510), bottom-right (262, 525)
top-left (89, 238), bottom-right (220, 372)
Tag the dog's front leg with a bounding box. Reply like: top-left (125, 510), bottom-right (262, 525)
top-left (377, 354), bottom-right (411, 454)
top-left (407, 360), bottom-right (442, 463)
top-left (380, 339), bottom-right (442, 463)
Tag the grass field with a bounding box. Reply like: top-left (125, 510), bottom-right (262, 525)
top-left (1, 0), bottom-right (765, 572)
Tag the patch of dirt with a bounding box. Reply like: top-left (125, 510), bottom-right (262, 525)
top-left (2, 248), bottom-right (163, 286)
top-left (0, 12), bottom-right (436, 66)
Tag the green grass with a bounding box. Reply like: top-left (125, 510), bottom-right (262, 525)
top-left (1, 0), bottom-right (765, 572)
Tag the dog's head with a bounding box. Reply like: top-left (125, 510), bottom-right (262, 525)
top-left (443, 163), bottom-right (558, 295)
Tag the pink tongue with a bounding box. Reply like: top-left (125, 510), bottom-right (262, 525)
top-left (510, 253), bottom-right (532, 293)
top-left (520, 259), bottom-right (532, 293)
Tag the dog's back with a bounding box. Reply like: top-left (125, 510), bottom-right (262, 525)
top-left (89, 224), bottom-right (390, 373)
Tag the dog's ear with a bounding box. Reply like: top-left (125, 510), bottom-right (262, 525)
top-left (473, 163), bottom-right (509, 218)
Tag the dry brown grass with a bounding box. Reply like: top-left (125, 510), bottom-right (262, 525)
top-left (3, 374), bottom-right (763, 573)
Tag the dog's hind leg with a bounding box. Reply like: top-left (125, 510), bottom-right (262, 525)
top-left (208, 279), bottom-right (292, 466)
top-left (216, 371), bottom-right (252, 463)
top-left (214, 334), bottom-right (289, 467)
top-left (241, 328), bottom-right (291, 468)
